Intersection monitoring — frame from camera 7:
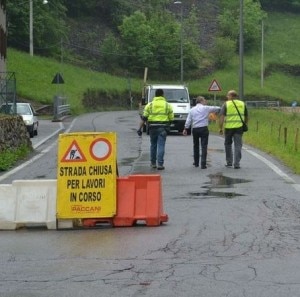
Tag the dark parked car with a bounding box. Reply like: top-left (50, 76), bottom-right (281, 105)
top-left (0, 102), bottom-right (39, 138)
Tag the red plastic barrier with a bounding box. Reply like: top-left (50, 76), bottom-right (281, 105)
top-left (82, 174), bottom-right (168, 228)
top-left (113, 174), bottom-right (168, 227)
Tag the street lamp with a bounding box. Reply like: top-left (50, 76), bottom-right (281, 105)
top-left (174, 1), bottom-right (183, 83)
top-left (29, 0), bottom-right (48, 56)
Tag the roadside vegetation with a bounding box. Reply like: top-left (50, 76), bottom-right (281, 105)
top-left (7, 12), bottom-right (300, 110)
top-left (209, 109), bottom-right (300, 174)
top-left (4, 1), bottom-right (300, 174)
top-left (0, 145), bottom-right (32, 171)
top-left (245, 109), bottom-right (300, 174)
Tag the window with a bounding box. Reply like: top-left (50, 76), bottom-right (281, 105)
top-left (149, 89), bottom-right (189, 103)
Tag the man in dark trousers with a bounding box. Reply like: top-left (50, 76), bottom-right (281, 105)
top-left (183, 96), bottom-right (220, 169)
top-left (137, 89), bottom-right (174, 170)
top-left (219, 90), bottom-right (248, 169)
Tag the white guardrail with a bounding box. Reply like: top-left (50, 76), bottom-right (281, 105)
top-left (57, 104), bottom-right (71, 116)
top-left (245, 101), bottom-right (280, 108)
top-left (53, 104), bottom-right (71, 121)
top-left (53, 95), bottom-right (71, 121)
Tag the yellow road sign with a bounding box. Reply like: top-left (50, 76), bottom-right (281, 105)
top-left (57, 132), bottom-right (117, 219)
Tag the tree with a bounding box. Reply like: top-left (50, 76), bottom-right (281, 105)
top-left (211, 37), bottom-right (236, 68)
top-left (218, 0), bottom-right (266, 52)
top-left (180, 5), bottom-right (204, 76)
top-left (7, 0), bottom-right (67, 57)
top-left (99, 33), bottom-right (122, 73)
top-left (147, 12), bottom-right (182, 76)
top-left (118, 11), bottom-right (156, 73)
top-left (107, 8), bottom-right (203, 79)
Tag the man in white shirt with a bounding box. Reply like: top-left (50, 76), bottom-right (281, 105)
top-left (183, 96), bottom-right (220, 168)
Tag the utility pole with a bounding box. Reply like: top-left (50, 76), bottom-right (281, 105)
top-left (29, 0), bottom-right (33, 56)
top-left (239, 0), bottom-right (244, 100)
top-left (261, 20), bottom-right (264, 88)
top-left (29, 0), bottom-right (49, 56)
top-left (174, 1), bottom-right (183, 84)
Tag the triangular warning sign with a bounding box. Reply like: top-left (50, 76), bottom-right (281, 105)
top-left (208, 79), bottom-right (221, 92)
top-left (51, 73), bottom-right (64, 84)
top-left (61, 140), bottom-right (87, 162)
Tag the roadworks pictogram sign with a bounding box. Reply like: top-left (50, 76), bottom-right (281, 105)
top-left (208, 79), bottom-right (222, 92)
top-left (56, 132), bottom-right (117, 219)
top-left (61, 140), bottom-right (87, 162)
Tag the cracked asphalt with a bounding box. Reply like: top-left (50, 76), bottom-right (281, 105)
top-left (0, 110), bottom-right (300, 297)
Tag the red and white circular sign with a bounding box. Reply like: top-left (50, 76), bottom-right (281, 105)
top-left (89, 138), bottom-right (112, 161)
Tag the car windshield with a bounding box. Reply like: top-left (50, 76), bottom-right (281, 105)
top-left (16, 104), bottom-right (32, 115)
top-left (149, 89), bottom-right (189, 103)
top-left (0, 103), bottom-right (33, 115)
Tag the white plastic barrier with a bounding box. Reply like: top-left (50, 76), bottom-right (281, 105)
top-left (0, 184), bottom-right (17, 230)
top-left (0, 180), bottom-right (57, 230)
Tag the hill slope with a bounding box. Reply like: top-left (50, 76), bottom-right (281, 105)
top-left (64, 0), bottom-right (220, 72)
top-left (7, 11), bottom-right (300, 109)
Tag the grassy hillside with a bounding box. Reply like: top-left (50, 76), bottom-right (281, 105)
top-left (7, 12), bottom-right (300, 111)
top-left (190, 12), bottom-right (300, 103)
top-left (4, 11), bottom-right (300, 174)
top-left (7, 50), bottom-right (143, 114)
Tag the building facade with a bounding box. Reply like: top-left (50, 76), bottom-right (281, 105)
top-left (0, 0), bottom-right (6, 73)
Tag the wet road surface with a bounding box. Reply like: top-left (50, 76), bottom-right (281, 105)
top-left (0, 111), bottom-right (300, 297)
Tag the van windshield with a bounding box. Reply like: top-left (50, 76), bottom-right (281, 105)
top-left (149, 89), bottom-right (189, 103)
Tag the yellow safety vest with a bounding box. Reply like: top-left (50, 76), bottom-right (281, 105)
top-left (224, 100), bottom-right (245, 129)
top-left (143, 97), bottom-right (174, 123)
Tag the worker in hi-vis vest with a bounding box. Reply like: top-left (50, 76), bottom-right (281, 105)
top-left (219, 90), bottom-right (248, 169)
top-left (137, 89), bottom-right (174, 170)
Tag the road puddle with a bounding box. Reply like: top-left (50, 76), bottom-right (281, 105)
top-left (205, 172), bottom-right (250, 188)
top-left (186, 172), bottom-right (251, 199)
top-left (118, 157), bottom-right (137, 167)
top-left (189, 190), bottom-right (243, 199)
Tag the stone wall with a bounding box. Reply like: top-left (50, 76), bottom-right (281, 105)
top-left (0, 115), bottom-right (32, 152)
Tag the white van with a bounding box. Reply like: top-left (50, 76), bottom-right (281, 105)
top-left (140, 84), bottom-right (191, 133)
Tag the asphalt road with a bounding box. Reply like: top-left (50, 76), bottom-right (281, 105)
top-left (1, 111), bottom-right (300, 297)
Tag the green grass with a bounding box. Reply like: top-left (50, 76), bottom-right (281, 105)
top-left (246, 109), bottom-right (300, 173)
top-left (7, 13), bottom-right (300, 110)
top-left (0, 145), bottom-right (32, 171)
top-left (7, 50), bottom-right (143, 114)
top-left (5, 11), bottom-right (300, 174)
top-left (209, 109), bottom-right (300, 174)
top-left (265, 13), bottom-right (300, 65)
top-left (189, 13), bottom-right (300, 103)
